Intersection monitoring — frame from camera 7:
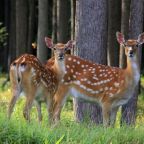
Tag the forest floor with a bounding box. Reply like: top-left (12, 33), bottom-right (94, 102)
top-left (0, 73), bottom-right (144, 144)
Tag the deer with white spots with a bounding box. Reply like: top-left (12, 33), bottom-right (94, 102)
top-left (45, 37), bottom-right (74, 82)
top-left (8, 54), bottom-right (58, 124)
top-left (46, 32), bottom-right (144, 127)
top-left (8, 38), bottom-right (74, 124)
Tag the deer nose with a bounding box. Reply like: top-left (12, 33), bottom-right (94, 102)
top-left (129, 50), bottom-right (133, 54)
top-left (129, 50), bottom-right (134, 57)
top-left (58, 54), bottom-right (64, 60)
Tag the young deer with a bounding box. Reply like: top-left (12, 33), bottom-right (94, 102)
top-left (44, 37), bottom-right (74, 82)
top-left (46, 32), bottom-right (144, 126)
top-left (8, 39), bottom-right (74, 123)
top-left (8, 54), bottom-right (58, 123)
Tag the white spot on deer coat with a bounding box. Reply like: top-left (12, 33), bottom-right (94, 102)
top-left (21, 57), bottom-right (26, 63)
top-left (68, 57), bottom-right (72, 61)
top-left (75, 80), bottom-right (81, 85)
top-left (72, 65), bottom-right (75, 68)
top-left (73, 59), bottom-right (76, 62)
top-left (109, 93), bottom-right (114, 97)
top-left (71, 69), bottom-right (74, 73)
top-left (77, 61), bottom-right (80, 64)
top-left (66, 65), bottom-right (70, 69)
top-left (104, 87), bottom-right (109, 91)
top-left (73, 75), bottom-right (76, 78)
top-left (81, 65), bottom-right (85, 68)
top-left (87, 81), bottom-right (91, 84)
top-left (114, 82), bottom-right (120, 87)
top-left (93, 77), bottom-right (98, 80)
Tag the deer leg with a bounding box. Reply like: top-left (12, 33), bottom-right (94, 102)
top-left (45, 95), bottom-right (55, 125)
top-left (102, 103), bottom-right (111, 127)
top-left (52, 85), bottom-right (69, 124)
top-left (110, 106), bottom-right (119, 127)
top-left (23, 92), bottom-right (35, 122)
top-left (53, 100), bottom-right (63, 124)
top-left (8, 87), bottom-right (21, 119)
top-left (35, 101), bottom-right (42, 123)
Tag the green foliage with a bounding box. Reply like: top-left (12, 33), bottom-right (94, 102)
top-left (1, 75), bottom-right (144, 143)
top-left (0, 22), bottom-right (8, 48)
top-left (0, 110), bottom-right (144, 144)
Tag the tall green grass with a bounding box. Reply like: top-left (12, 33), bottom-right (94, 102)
top-left (0, 74), bottom-right (144, 143)
top-left (1, 110), bottom-right (144, 144)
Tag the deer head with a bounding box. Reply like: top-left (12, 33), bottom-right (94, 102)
top-left (45, 37), bottom-right (75, 61)
top-left (116, 32), bottom-right (144, 58)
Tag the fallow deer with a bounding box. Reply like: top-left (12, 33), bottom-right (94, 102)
top-left (46, 32), bottom-right (144, 126)
top-left (8, 54), bottom-right (58, 123)
top-left (44, 37), bottom-right (74, 82)
top-left (8, 38), bottom-right (74, 124)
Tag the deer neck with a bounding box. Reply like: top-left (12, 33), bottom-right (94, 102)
top-left (54, 57), bottom-right (66, 81)
top-left (125, 55), bottom-right (140, 85)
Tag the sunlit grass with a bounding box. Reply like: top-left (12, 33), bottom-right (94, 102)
top-left (1, 74), bottom-right (144, 143)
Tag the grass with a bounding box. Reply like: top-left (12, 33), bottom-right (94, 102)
top-left (1, 110), bottom-right (144, 144)
top-left (1, 73), bottom-right (144, 143)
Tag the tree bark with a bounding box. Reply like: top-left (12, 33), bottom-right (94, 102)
top-left (2, 0), bottom-right (10, 72)
top-left (27, 0), bottom-right (35, 54)
top-left (121, 0), bottom-right (144, 125)
top-left (70, 0), bottom-right (76, 55)
top-left (71, 0), bottom-right (76, 41)
top-left (37, 0), bottom-right (50, 63)
top-left (119, 0), bottom-right (131, 68)
top-left (74, 0), bottom-right (108, 124)
top-left (107, 0), bottom-right (121, 67)
top-left (16, 0), bottom-right (28, 56)
top-left (52, 0), bottom-right (57, 43)
top-left (8, 0), bottom-right (16, 64)
top-left (57, 0), bottom-right (71, 43)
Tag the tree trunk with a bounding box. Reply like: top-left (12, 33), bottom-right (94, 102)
top-left (57, 0), bottom-right (71, 43)
top-left (8, 0), bottom-right (16, 64)
top-left (107, 0), bottom-right (121, 67)
top-left (1, 0), bottom-right (10, 72)
top-left (37, 0), bottom-right (50, 63)
top-left (119, 0), bottom-right (131, 68)
top-left (70, 0), bottom-right (76, 55)
top-left (52, 0), bottom-right (57, 43)
top-left (27, 0), bottom-right (35, 54)
top-left (16, 0), bottom-right (28, 56)
top-left (74, 0), bottom-right (108, 124)
top-left (121, 0), bottom-right (144, 125)
top-left (0, 0), bottom-right (5, 72)
top-left (71, 0), bottom-right (76, 41)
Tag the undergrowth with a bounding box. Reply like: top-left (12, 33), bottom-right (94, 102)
top-left (0, 74), bottom-right (144, 143)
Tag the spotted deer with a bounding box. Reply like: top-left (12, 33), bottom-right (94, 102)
top-left (44, 37), bottom-right (74, 82)
top-left (46, 32), bottom-right (144, 126)
top-left (8, 38), bottom-right (74, 124)
top-left (8, 54), bottom-right (58, 123)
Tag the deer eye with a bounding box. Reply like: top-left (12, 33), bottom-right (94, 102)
top-left (13, 62), bottom-right (16, 66)
top-left (53, 47), bottom-right (56, 50)
top-left (65, 47), bottom-right (69, 51)
top-left (135, 44), bottom-right (139, 47)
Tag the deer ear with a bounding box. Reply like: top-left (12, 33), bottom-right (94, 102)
top-left (116, 32), bottom-right (125, 44)
top-left (137, 33), bottom-right (144, 45)
top-left (65, 40), bottom-right (75, 50)
top-left (45, 37), bottom-right (53, 48)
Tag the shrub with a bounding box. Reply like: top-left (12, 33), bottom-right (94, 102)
top-left (0, 22), bottom-right (8, 48)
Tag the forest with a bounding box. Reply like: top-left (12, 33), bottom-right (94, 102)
top-left (0, 0), bottom-right (144, 143)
